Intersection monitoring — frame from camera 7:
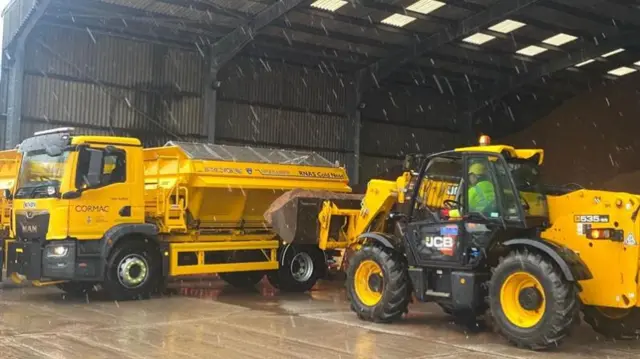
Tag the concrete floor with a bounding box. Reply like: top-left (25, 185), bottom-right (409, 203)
top-left (0, 279), bottom-right (639, 359)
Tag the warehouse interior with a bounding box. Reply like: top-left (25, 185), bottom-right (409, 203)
top-left (1, 0), bottom-right (640, 188)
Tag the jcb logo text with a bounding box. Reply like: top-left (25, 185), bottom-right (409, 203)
top-left (425, 236), bottom-right (454, 248)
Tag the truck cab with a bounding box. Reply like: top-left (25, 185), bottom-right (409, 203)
top-left (8, 128), bottom-right (145, 283)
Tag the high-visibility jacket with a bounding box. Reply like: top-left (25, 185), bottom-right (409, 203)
top-left (468, 180), bottom-right (496, 213)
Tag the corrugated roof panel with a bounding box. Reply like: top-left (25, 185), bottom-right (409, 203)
top-left (209, 0), bottom-right (269, 15)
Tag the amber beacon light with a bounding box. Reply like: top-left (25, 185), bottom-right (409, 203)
top-left (479, 135), bottom-right (491, 146)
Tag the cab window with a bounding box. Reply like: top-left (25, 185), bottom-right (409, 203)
top-left (413, 155), bottom-right (463, 221)
top-left (465, 156), bottom-right (500, 218)
top-left (75, 147), bottom-right (126, 189)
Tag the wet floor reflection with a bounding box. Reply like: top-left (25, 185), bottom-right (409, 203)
top-left (2, 277), bottom-right (640, 358)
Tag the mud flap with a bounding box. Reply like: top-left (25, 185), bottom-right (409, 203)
top-left (7, 241), bottom-right (42, 280)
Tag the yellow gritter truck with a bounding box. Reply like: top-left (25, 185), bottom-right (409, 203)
top-left (5, 128), bottom-right (352, 299)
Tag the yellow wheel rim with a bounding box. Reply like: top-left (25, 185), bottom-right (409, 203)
top-left (500, 271), bottom-right (546, 328)
top-left (354, 260), bottom-right (384, 306)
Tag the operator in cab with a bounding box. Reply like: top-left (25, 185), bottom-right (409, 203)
top-left (467, 163), bottom-right (496, 215)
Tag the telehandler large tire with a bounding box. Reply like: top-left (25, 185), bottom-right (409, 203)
top-left (489, 250), bottom-right (579, 350)
top-left (583, 306), bottom-right (640, 339)
top-left (346, 245), bottom-right (410, 323)
top-left (103, 239), bottom-right (161, 301)
top-left (267, 244), bottom-right (325, 293)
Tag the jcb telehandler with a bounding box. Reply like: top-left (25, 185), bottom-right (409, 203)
top-left (4, 127), bottom-right (353, 299)
top-left (266, 135), bottom-right (640, 350)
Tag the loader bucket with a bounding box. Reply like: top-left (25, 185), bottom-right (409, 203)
top-left (265, 189), bottom-right (363, 244)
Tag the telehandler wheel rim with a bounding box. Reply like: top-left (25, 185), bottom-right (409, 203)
top-left (291, 252), bottom-right (314, 283)
top-left (354, 260), bottom-right (384, 306)
top-left (117, 254), bottom-right (149, 289)
top-left (500, 272), bottom-right (546, 329)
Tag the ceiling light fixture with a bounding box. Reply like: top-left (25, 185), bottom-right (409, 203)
top-left (462, 33), bottom-right (496, 45)
top-left (488, 19), bottom-right (526, 34)
top-left (542, 33), bottom-right (578, 46)
top-left (310, 0), bottom-right (348, 12)
top-left (602, 48), bottom-right (625, 58)
top-left (516, 45), bottom-right (548, 57)
top-left (608, 66), bottom-right (637, 76)
top-left (575, 59), bottom-right (595, 67)
top-left (381, 13), bottom-right (416, 27)
top-left (406, 0), bottom-right (446, 15)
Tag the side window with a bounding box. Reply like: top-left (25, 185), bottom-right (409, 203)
top-left (75, 148), bottom-right (126, 189)
top-left (102, 152), bottom-right (126, 184)
top-left (465, 156), bottom-right (501, 218)
top-left (492, 159), bottom-right (521, 220)
top-left (413, 156), bottom-right (463, 221)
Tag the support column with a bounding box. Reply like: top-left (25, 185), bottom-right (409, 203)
top-left (5, 43), bottom-right (25, 149)
top-left (203, 48), bottom-right (219, 144)
top-left (346, 75), bottom-right (362, 186)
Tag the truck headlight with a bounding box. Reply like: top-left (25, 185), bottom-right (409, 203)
top-left (46, 245), bottom-right (69, 258)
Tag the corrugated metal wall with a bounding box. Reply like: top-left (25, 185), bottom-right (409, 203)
top-left (215, 56), bottom-right (352, 170)
top-left (359, 86), bottom-right (471, 181)
top-left (2, 0), bottom-right (38, 49)
top-left (15, 24), bottom-right (205, 146)
top-left (2, 22), bottom-right (472, 184)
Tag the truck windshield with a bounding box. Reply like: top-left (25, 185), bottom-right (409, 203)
top-left (15, 150), bottom-right (70, 199)
top-left (506, 159), bottom-right (549, 219)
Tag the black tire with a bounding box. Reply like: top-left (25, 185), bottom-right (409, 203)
top-left (266, 244), bottom-right (325, 293)
top-left (489, 250), bottom-right (579, 350)
top-left (583, 306), bottom-right (640, 339)
top-left (56, 281), bottom-right (98, 296)
top-left (103, 239), bottom-right (161, 301)
top-left (219, 271), bottom-right (264, 288)
top-left (346, 245), bottom-right (410, 323)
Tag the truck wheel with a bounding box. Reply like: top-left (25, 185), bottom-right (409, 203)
top-left (489, 250), bottom-right (579, 350)
top-left (266, 244), bottom-right (325, 293)
top-left (56, 282), bottom-right (98, 296)
top-left (103, 239), bottom-right (161, 301)
top-left (346, 245), bottom-right (409, 323)
top-left (583, 306), bottom-right (640, 339)
top-left (219, 271), bottom-right (264, 288)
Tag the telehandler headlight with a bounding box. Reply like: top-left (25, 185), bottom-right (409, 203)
top-left (46, 245), bottom-right (69, 258)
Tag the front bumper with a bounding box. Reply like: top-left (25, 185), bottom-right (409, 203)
top-left (6, 240), bottom-right (101, 281)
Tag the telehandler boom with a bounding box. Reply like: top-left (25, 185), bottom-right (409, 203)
top-left (266, 134), bottom-right (640, 350)
top-left (5, 128), bottom-right (352, 299)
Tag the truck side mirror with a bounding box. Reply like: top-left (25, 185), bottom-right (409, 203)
top-left (61, 190), bottom-right (81, 199)
top-left (2, 189), bottom-right (12, 200)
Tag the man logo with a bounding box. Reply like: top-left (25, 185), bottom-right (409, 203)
top-left (21, 224), bottom-right (37, 233)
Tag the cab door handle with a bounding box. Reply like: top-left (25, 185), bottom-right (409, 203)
top-left (119, 206), bottom-right (131, 217)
